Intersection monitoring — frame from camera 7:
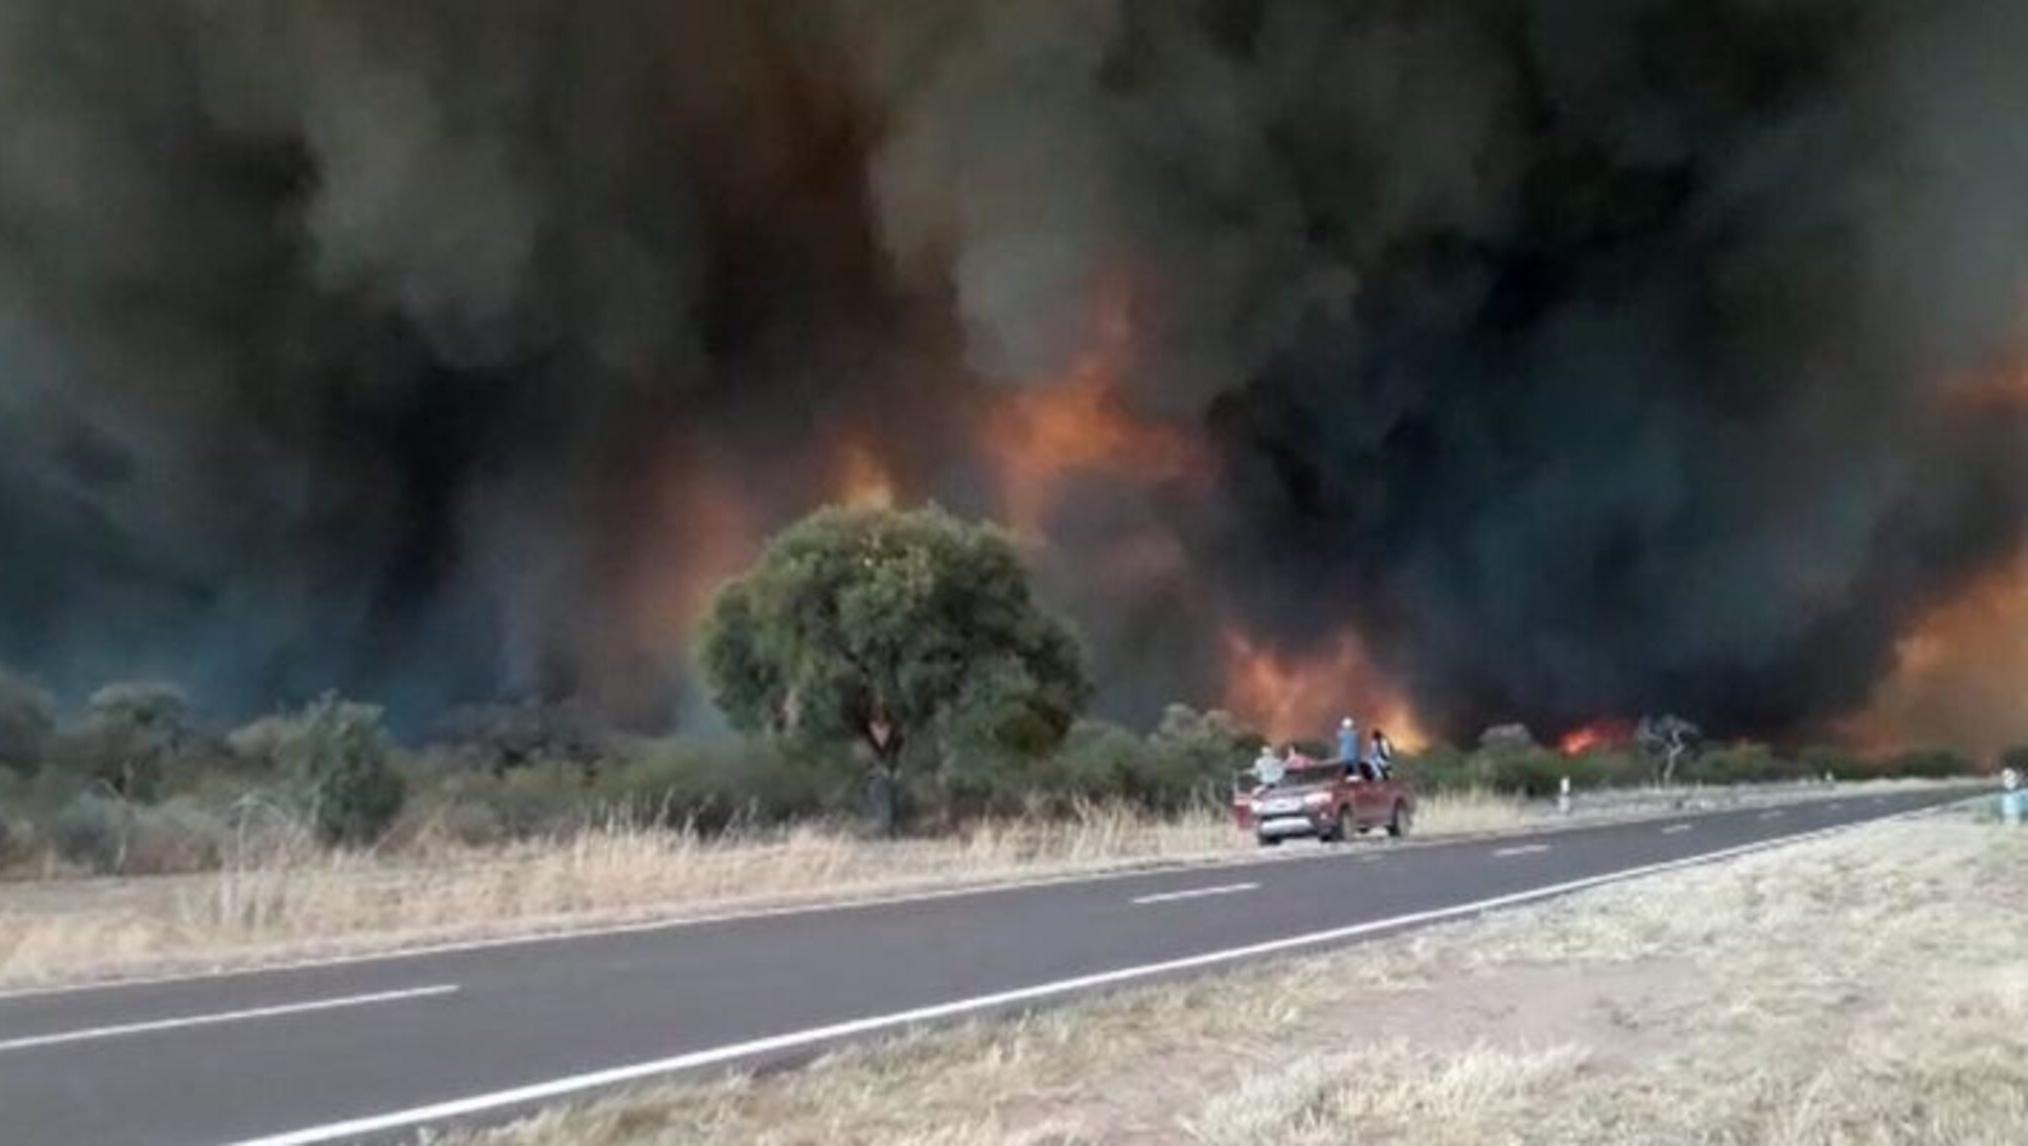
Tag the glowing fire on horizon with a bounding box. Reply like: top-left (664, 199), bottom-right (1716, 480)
top-left (1220, 627), bottom-right (1426, 749)
top-left (1557, 719), bottom-right (1633, 757)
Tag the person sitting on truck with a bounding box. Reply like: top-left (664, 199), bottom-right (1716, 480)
top-left (1369, 728), bottom-right (1396, 777)
top-left (1335, 717), bottom-right (1359, 763)
top-left (1252, 744), bottom-right (1284, 788)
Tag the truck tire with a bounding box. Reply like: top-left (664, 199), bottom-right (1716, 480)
top-left (1387, 802), bottom-right (1412, 838)
top-left (1323, 806), bottom-right (1350, 844)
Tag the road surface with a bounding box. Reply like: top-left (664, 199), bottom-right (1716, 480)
top-left (0, 787), bottom-right (1972, 1145)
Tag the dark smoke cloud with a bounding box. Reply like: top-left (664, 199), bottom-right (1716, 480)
top-left (3, 0), bottom-right (2026, 740)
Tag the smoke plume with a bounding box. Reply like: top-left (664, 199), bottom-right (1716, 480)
top-left (3, 0), bottom-right (2027, 744)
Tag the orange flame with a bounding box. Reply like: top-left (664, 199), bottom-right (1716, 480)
top-left (1220, 627), bottom-right (1426, 749)
top-left (987, 284), bottom-right (1204, 540)
top-left (1557, 720), bottom-right (1632, 757)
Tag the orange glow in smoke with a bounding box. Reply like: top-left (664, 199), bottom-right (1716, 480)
top-left (1847, 553), bottom-right (2028, 759)
top-left (987, 285), bottom-right (1204, 540)
top-left (1220, 627), bottom-right (1427, 749)
top-left (836, 439), bottom-right (898, 510)
top-left (631, 454), bottom-right (761, 648)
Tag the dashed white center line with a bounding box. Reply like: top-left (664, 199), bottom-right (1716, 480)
top-left (1131, 882), bottom-right (1260, 906)
top-left (1759, 810), bottom-right (1785, 820)
top-left (1661, 823), bottom-right (1693, 835)
top-left (1492, 844), bottom-right (1552, 858)
top-left (0, 984), bottom-right (460, 1053)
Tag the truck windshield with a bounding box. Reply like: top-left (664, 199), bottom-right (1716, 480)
top-left (1265, 767), bottom-right (1334, 789)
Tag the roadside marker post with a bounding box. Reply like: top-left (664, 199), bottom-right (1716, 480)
top-left (2002, 769), bottom-right (2023, 826)
top-left (1557, 776), bottom-right (1572, 817)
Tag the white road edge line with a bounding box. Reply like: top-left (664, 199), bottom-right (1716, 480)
top-left (1492, 844), bottom-right (1551, 857)
top-left (1661, 824), bottom-right (1693, 835)
top-left (1760, 810), bottom-right (1785, 820)
top-left (1132, 882), bottom-right (1259, 905)
top-left (0, 985), bottom-right (458, 1054)
top-left (2, 789), bottom-right (1963, 1004)
top-left (225, 804), bottom-right (1947, 1146)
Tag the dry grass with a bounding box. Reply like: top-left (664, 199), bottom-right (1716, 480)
top-left (460, 804), bottom-right (2026, 1146)
top-left (0, 784), bottom-right (1898, 992)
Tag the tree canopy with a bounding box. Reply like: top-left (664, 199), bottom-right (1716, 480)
top-left (699, 505), bottom-right (1091, 828)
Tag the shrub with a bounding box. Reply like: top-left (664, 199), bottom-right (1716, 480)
top-left (1799, 745), bottom-right (1867, 781)
top-left (1477, 724), bottom-right (1538, 753)
top-left (123, 799), bottom-right (230, 874)
top-left (434, 800), bottom-right (507, 848)
top-left (593, 740), bottom-right (842, 833)
top-left (428, 700), bottom-right (613, 775)
top-left (0, 773), bottom-right (32, 868)
top-left (1052, 720), bottom-right (1160, 806)
top-left (52, 792), bottom-right (132, 873)
top-left (1681, 743), bottom-right (1810, 786)
top-left (274, 695), bottom-right (407, 846)
top-left (50, 682), bottom-right (198, 801)
top-left (1887, 747), bottom-right (1975, 780)
top-left (1474, 747), bottom-right (1568, 797)
top-left (1399, 744), bottom-right (1472, 792)
top-left (460, 763), bottom-right (591, 837)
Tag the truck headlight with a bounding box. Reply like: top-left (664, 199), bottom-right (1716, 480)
top-left (1304, 791), bottom-right (1332, 807)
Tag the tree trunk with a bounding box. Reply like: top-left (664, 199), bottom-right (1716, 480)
top-left (863, 713), bottom-right (905, 836)
top-left (867, 756), bottom-right (903, 837)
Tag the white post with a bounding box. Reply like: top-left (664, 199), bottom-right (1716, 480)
top-left (1558, 775), bottom-right (1572, 817)
top-left (2004, 769), bottom-right (2023, 826)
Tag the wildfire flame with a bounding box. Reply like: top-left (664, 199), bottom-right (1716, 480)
top-left (1557, 720), bottom-right (1632, 757)
top-left (1220, 627), bottom-right (1426, 750)
top-left (987, 283), bottom-right (1204, 540)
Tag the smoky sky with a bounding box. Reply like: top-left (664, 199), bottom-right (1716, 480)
top-left (2, 0), bottom-right (2026, 740)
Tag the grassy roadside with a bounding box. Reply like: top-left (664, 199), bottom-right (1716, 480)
top-left (0, 791), bottom-right (1530, 990)
top-left (0, 781), bottom-right (1963, 992)
top-left (457, 804), bottom-right (2026, 1145)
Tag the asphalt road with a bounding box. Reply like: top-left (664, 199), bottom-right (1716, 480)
top-left (0, 787), bottom-right (1973, 1146)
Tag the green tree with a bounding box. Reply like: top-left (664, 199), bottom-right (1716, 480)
top-left (275, 694), bottom-right (407, 845)
top-left (699, 505), bottom-right (1092, 832)
top-left (59, 683), bottom-right (195, 800)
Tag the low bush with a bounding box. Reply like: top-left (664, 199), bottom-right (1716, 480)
top-left (594, 740), bottom-right (843, 832)
top-left (123, 798), bottom-right (230, 874)
top-left (273, 696), bottom-right (407, 846)
top-left (1681, 743), bottom-right (1811, 786)
top-left (51, 792), bottom-right (132, 873)
top-left (1888, 747), bottom-right (1977, 780)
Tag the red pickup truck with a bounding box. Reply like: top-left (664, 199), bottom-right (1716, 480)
top-left (1231, 760), bottom-right (1416, 846)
